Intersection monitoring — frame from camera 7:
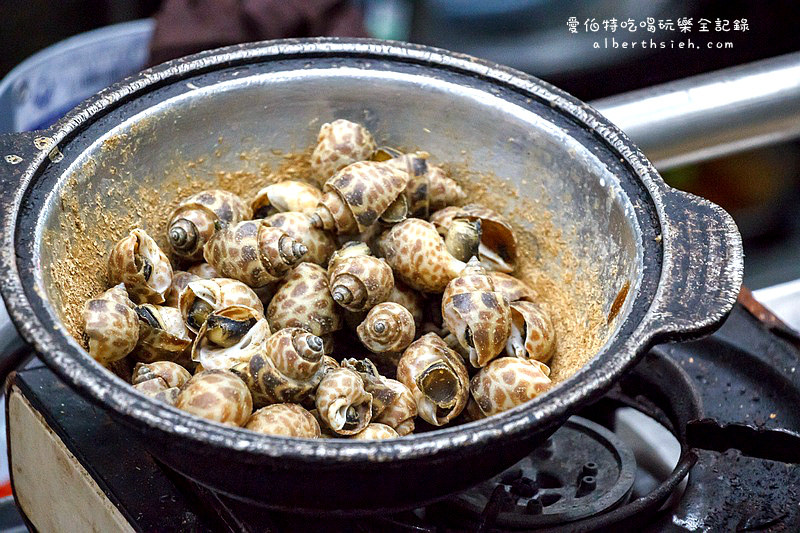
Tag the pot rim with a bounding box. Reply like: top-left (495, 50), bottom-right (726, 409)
top-left (0, 37), bottom-right (742, 463)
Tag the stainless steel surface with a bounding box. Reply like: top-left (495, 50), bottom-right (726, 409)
top-left (592, 52), bottom-right (800, 170)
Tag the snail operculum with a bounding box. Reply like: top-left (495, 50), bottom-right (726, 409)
top-left (179, 278), bottom-right (264, 334)
top-left (444, 217), bottom-right (482, 263)
top-left (192, 305), bottom-right (270, 371)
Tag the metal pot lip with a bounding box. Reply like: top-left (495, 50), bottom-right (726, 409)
top-left (0, 37), bottom-right (721, 462)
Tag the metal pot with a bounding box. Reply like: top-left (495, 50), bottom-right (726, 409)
top-left (0, 38), bottom-right (742, 514)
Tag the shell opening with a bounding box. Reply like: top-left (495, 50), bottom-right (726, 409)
top-left (254, 205), bottom-right (277, 219)
top-left (205, 314), bottom-right (257, 348)
top-left (168, 219), bottom-right (198, 253)
top-left (417, 362), bottom-right (458, 409)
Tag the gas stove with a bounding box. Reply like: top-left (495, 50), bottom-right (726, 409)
top-left (6, 294), bottom-right (800, 532)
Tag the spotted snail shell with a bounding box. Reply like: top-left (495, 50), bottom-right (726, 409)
top-left (397, 333), bottom-right (469, 426)
top-left (386, 280), bottom-right (425, 327)
top-left (381, 151), bottom-right (465, 219)
top-left (167, 189), bottom-right (252, 261)
top-left (264, 212), bottom-right (337, 266)
top-left (251, 180), bottom-right (323, 218)
top-left (340, 358), bottom-right (397, 419)
top-left (328, 242), bottom-right (394, 312)
top-left (315, 367), bottom-right (373, 435)
top-left (310, 161), bottom-right (410, 234)
top-left (235, 327), bottom-right (327, 407)
top-left (175, 369), bottom-right (253, 426)
top-left (178, 277), bottom-right (264, 333)
top-left (470, 357), bottom-right (551, 417)
top-left (377, 218), bottom-right (466, 293)
top-left (191, 305), bottom-right (271, 371)
top-left (132, 377), bottom-right (180, 405)
top-left (132, 361), bottom-right (192, 389)
top-left (245, 403), bottom-right (321, 438)
top-left (487, 272), bottom-right (537, 303)
top-left (187, 262), bottom-right (219, 279)
top-left (372, 377), bottom-right (417, 435)
top-left (442, 257), bottom-right (512, 368)
top-left (133, 304), bottom-right (193, 364)
top-left (357, 302), bottom-right (415, 354)
top-left (164, 271), bottom-right (199, 307)
top-left (267, 262), bottom-right (342, 337)
top-left (506, 301), bottom-right (556, 363)
top-left (203, 219), bottom-right (307, 288)
top-left (310, 119), bottom-right (376, 185)
top-left (430, 204), bottom-right (518, 273)
top-left (82, 284), bottom-right (139, 365)
top-left (351, 423), bottom-right (399, 440)
top-left (108, 229), bottom-right (173, 304)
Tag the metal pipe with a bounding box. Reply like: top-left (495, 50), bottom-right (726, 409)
top-left (591, 52), bottom-right (800, 170)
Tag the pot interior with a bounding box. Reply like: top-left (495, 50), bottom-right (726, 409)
top-left (32, 58), bottom-right (643, 384)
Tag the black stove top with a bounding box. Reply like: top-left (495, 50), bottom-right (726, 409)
top-left (6, 302), bottom-right (800, 532)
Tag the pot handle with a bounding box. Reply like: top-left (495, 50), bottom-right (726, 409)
top-left (646, 187), bottom-right (744, 343)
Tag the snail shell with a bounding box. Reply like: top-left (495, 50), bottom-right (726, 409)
top-left (443, 218), bottom-right (482, 263)
top-left (82, 284), bottom-right (139, 365)
top-left (133, 304), bottom-right (193, 364)
top-left (164, 271), bottom-right (199, 307)
top-left (310, 161), bottom-right (410, 234)
top-left (427, 163), bottom-right (466, 211)
top-left (430, 204), bottom-right (517, 273)
top-left (357, 302), bottom-right (415, 354)
top-left (315, 367), bottom-right (373, 435)
top-left (132, 361), bottom-right (191, 388)
top-left (267, 263), bottom-right (342, 337)
top-left (328, 242), bottom-right (394, 312)
top-left (442, 257), bottom-right (512, 368)
top-left (192, 305), bottom-right (271, 371)
top-left (470, 357), bottom-right (551, 417)
top-left (487, 272), bottom-right (537, 303)
top-left (264, 212), bottom-right (337, 266)
top-left (132, 377), bottom-right (180, 405)
top-left (351, 423), bottom-right (399, 440)
top-left (397, 333), bottom-right (469, 426)
top-left (178, 277), bottom-right (264, 333)
top-left (386, 280), bottom-right (425, 327)
top-left (203, 219), bottom-right (308, 288)
top-left (245, 403), bottom-right (321, 438)
top-left (506, 301), bottom-right (556, 363)
top-left (340, 358), bottom-right (397, 418)
top-left (108, 229), bottom-right (173, 304)
top-left (175, 369), bottom-right (253, 426)
top-left (373, 378), bottom-right (417, 435)
top-left (376, 218), bottom-right (466, 293)
top-left (252, 180), bottom-right (322, 218)
top-left (311, 119), bottom-right (376, 184)
top-left (236, 327), bottom-right (327, 407)
top-left (167, 189), bottom-right (252, 261)
top-left (384, 151), bottom-right (465, 219)
top-left (187, 262), bottom-right (219, 279)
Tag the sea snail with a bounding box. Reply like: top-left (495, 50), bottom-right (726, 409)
top-left (370, 376), bottom-right (417, 435)
top-left (175, 369), bottom-right (253, 426)
top-left (327, 242), bottom-right (394, 313)
top-left (470, 357), bottom-right (551, 417)
top-left (267, 262), bottom-right (342, 338)
top-left (310, 119), bottom-right (377, 184)
top-left (357, 302), bottom-right (415, 354)
top-left (315, 367), bottom-right (373, 435)
top-left (442, 257), bottom-right (512, 368)
top-left (133, 304), bottom-right (193, 364)
top-left (191, 305), bottom-right (271, 371)
top-left (167, 189), bottom-right (252, 262)
top-left (380, 150), bottom-right (465, 219)
top-left (178, 277), bottom-right (264, 334)
top-left (397, 333), bottom-right (469, 426)
top-left (309, 161), bottom-right (410, 235)
top-left (132, 361), bottom-right (192, 389)
top-left (263, 211), bottom-right (337, 266)
top-left (351, 423), bottom-right (399, 440)
top-left (506, 301), bottom-right (556, 364)
top-left (108, 228), bottom-right (173, 304)
top-left (376, 218), bottom-right (466, 293)
top-left (82, 284), bottom-right (139, 365)
top-left (203, 219), bottom-right (307, 288)
top-left (164, 271), bottom-right (199, 308)
top-left (245, 403), bottom-right (321, 438)
top-left (251, 180), bottom-right (323, 218)
top-left (132, 377), bottom-right (180, 405)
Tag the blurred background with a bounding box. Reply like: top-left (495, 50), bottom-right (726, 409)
top-left (1, 0), bottom-right (799, 291)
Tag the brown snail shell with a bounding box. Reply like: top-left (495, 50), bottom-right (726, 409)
top-left (315, 367), bottom-right (373, 435)
top-left (340, 358), bottom-right (397, 419)
top-left (506, 301), bottom-right (556, 363)
top-left (82, 284), bottom-right (139, 365)
top-left (470, 357), bottom-right (551, 417)
top-left (384, 151), bottom-right (465, 219)
top-left (187, 262), bottom-right (219, 279)
top-left (442, 257), bottom-right (512, 368)
top-left (386, 280), bottom-right (425, 327)
top-left (251, 180), bottom-right (322, 218)
top-left (132, 361), bottom-right (191, 389)
top-left (133, 304), bottom-right (193, 364)
top-left (108, 229), bottom-right (173, 304)
top-left (235, 327), bottom-right (327, 407)
top-left (373, 378), bottom-right (417, 435)
top-left (350, 423), bottom-right (399, 440)
top-left (310, 119), bottom-right (376, 184)
top-left (309, 161), bottom-right (410, 234)
top-left (178, 277), bottom-right (264, 333)
top-left (357, 302), bottom-right (415, 354)
top-left (132, 377), bottom-right (180, 405)
top-left (167, 189), bottom-right (252, 261)
top-left (203, 219), bottom-right (308, 288)
top-left (376, 218), bottom-right (466, 293)
top-left (164, 271), bottom-right (199, 307)
top-left (487, 271), bottom-right (537, 303)
top-left (328, 242), bottom-right (394, 312)
top-left (191, 305), bottom-right (271, 371)
top-left (267, 263), bottom-right (342, 337)
top-left (397, 333), bottom-right (469, 426)
top-left (245, 403), bottom-right (321, 438)
top-left (175, 369), bottom-right (253, 426)
top-left (427, 163), bottom-right (466, 211)
top-left (430, 204), bottom-right (517, 273)
top-left (264, 212), bottom-right (337, 266)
